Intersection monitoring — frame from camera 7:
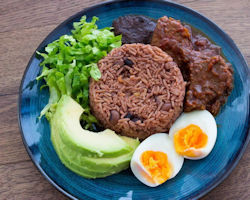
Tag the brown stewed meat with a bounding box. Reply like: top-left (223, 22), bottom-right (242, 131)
top-left (185, 53), bottom-right (233, 115)
top-left (151, 16), bottom-right (233, 115)
top-left (151, 16), bottom-right (193, 66)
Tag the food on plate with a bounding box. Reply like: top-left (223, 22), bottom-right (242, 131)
top-left (151, 16), bottom-right (233, 115)
top-left (36, 13), bottom-right (232, 182)
top-left (51, 95), bottom-right (140, 178)
top-left (130, 133), bottom-right (184, 187)
top-left (113, 15), bottom-right (157, 44)
top-left (36, 16), bottom-right (122, 129)
top-left (184, 54), bottom-right (233, 115)
top-left (169, 110), bottom-right (217, 159)
top-left (89, 43), bottom-right (186, 140)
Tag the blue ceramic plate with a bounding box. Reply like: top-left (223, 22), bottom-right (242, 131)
top-left (18, 0), bottom-right (249, 199)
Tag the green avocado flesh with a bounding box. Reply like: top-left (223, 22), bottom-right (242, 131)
top-left (52, 95), bottom-right (132, 158)
top-left (51, 129), bottom-right (139, 178)
top-left (50, 95), bottom-right (140, 178)
top-left (51, 130), bottom-right (116, 178)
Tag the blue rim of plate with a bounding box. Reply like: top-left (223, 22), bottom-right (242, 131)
top-left (18, 0), bottom-right (250, 199)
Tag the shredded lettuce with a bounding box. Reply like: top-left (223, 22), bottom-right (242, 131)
top-left (36, 16), bottom-right (122, 129)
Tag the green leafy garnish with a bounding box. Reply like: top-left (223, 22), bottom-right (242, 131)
top-left (36, 16), bottom-right (122, 129)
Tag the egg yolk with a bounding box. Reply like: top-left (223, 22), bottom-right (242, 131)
top-left (173, 124), bottom-right (208, 157)
top-left (140, 151), bottom-right (173, 184)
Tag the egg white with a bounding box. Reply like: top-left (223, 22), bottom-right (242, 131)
top-left (130, 133), bottom-right (184, 187)
top-left (169, 110), bottom-right (217, 160)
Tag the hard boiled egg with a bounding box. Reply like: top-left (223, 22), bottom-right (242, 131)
top-left (130, 133), bottom-right (184, 187)
top-left (169, 110), bottom-right (217, 160)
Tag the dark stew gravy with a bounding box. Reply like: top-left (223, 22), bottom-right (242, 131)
top-left (113, 15), bottom-right (233, 116)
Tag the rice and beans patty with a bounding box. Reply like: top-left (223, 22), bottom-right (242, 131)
top-left (89, 44), bottom-right (186, 140)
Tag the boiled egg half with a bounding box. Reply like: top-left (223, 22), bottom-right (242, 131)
top-left (130, 133), bottom-right (184, 187)
top-left (169, 110), bottom-right (217, 160)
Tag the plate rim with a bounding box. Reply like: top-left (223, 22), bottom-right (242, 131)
top-left (18, 0), bottom-right (250, 199)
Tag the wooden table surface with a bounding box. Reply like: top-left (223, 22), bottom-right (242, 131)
top-left (0, 0), bottom-right (249, 199)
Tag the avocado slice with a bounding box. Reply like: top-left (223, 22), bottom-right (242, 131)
top-left (51, 128), bottom-right (115, 178)
top-left (52, 126), bottom-right (139, 173)
top-left (51, 129), bottom-right (106, 178)
top-left (49, 95), bottom-right (140, 178)
top-left (51, 95), bottom-right (132, 158)
top-left (51, 128), bottom-right (139, 178)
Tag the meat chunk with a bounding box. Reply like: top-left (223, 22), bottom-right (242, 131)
top-left (185, 54), bottom-right (233, 115)
top-left (113, 15), bottom-right (157, 44)
top-left (151, 16), bottom-right (234, 115)
top-left (151, 16), bottom-right (193, 66)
